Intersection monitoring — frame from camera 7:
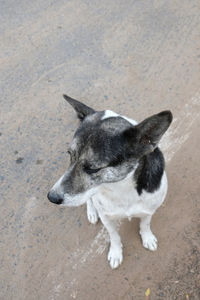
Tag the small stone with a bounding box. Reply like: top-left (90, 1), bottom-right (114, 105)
top-left (124, 277), bottom-right (129, 281)
top-left (36, 159), bottom-right (43, 165)
top-left (16, 157), bottom-right (24, 164)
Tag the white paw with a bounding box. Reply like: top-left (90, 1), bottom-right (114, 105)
top-left (87, 205), bottom-right (99, 224)
top-left (140, 231), bottom-right (158, 251)
top-left (108, 246), bottom-right (123, 269)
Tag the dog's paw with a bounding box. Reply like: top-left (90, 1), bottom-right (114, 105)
top-left (87, 205), bottom-right (99, 224)
top-left (140, 231), bottom-right (158, 251)
top-left (108, 246), bottom-right (123, 269)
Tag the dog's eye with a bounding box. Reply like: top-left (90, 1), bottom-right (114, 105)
top-left (67, 150), bottom-right (72, 161)
top-left (67, 150), bottom-right (72, 156)
top-left (83, 165), bottom-right (101, 174)
top-left (67, 149), bottom-right (76, 163)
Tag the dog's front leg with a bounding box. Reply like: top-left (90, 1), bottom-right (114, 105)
top-left (87, 198), bottom-right (99, 224)
top-left (139, 215), bottom-right (157, 251)
top-left (99, 212), bottom-right (123, 269)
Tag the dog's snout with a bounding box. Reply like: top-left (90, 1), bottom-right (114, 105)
top-left (47, 191), bottom-right (63, 205)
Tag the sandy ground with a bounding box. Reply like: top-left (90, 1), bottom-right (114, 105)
top-left (1, 1), bottom-right (200, 299)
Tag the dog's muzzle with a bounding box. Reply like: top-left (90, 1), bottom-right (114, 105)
top-left (47, 190), bottom-right (63, 205)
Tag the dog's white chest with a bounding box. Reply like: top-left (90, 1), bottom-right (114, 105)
top-left (92, 171), bottom-right (167, 219)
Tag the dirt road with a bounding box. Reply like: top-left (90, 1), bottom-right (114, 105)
top-left (1, 1), bottom-right (200, 299)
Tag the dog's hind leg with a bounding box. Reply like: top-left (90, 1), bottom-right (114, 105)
top-left (98, 212), bottom-right (123, 269)
top-left (139, 215), bottom-right (157, 251)
top-left (87, 198), bottom-right (99, 224)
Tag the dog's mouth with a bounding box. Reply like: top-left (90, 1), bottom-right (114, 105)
top-left (62, 193), bottom-right (87, 207)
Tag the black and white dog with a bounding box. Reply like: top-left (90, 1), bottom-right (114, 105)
top-left (48, 95), bottom-right (172, 269)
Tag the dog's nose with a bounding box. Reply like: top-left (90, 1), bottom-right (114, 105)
top-left (47, 191), bottom-right (63, 205)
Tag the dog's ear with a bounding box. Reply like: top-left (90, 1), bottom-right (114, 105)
top-left (63, 94), bottom-right (95, 121)
top-left (123, 111), bottom-right (173, 157)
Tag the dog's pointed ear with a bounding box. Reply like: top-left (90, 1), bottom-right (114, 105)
top-left (63, 94), bottom-right (96, 121)
top-left (123, 111), bottom-right (173, 156)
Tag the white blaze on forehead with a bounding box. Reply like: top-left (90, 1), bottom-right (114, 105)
top-left (101, 110), bottom-right (138, 125)
top-left (101, 110), bottom-right (119, 120)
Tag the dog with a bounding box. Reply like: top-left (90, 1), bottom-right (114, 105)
top-left (48, 95), bottom-right (173, 269)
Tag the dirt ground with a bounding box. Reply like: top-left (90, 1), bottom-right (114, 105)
top-left (0, 1), bottom-right (200, 299)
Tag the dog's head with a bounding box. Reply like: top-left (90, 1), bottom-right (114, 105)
top-left (47, 95), bottom-right (172, 206)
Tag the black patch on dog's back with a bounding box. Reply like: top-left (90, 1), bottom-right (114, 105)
top-left (134, 147), bottom-right (165, 195)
